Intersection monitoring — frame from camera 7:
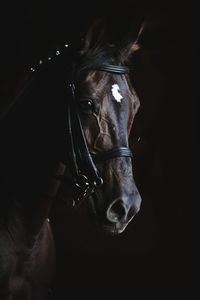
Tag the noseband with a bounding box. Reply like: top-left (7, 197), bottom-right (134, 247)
top-left (58, 63), bottom-right (133, 207)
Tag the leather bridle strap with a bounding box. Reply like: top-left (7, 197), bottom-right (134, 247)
top-left (96, 64), bottom-right (130, 74)
top-left (67, 83), bottom-right (103, 189)
top-left (91, 147), bottom-right (133, 163)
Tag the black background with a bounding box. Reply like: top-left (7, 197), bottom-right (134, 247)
top-left (0, 0), bottom-right (198, 298)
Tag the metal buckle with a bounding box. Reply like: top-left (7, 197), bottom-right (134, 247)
top-left (75, 174), bottom-right (89, 189)
top-left (93, 177), bottom-right (103, 188)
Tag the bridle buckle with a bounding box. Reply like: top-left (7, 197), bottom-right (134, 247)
top-left (93, 177), bottom-right (103, 188)
top-left (75, 174), bottom-right (89, 189)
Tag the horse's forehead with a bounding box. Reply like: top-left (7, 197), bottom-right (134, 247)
top-left (83, 72), bottom-right (128, 98)
top-left (80, 74), bottom-right (136, 123)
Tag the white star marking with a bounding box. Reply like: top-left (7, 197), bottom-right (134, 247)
top-left (111, 84), bottom-right (123, 103)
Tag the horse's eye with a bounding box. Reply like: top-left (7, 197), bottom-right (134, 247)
top-left (79, 99), bottom-right (98, 114)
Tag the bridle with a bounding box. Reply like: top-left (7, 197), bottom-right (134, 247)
top-left (0, 41), bottom-right (134, 207)
top-left (58, 63), bottom-right (134, 207)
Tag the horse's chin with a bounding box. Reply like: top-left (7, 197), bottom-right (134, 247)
top-left (100, 220), bottom-right (131, 236)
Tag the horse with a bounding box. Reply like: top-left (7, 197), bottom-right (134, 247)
top-left (0, 19), bottom-right (143, 299)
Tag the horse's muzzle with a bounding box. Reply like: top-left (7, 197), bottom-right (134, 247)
top-left (102, 193), bottom-right (141, 235)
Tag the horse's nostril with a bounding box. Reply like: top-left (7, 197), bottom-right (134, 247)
top-left (106, 200), bottom-right (127, 223)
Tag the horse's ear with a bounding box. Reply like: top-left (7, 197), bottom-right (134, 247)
top-left (121, 22), bottom-right (146, 60)
top-left (123, 17), bottom-right (164, 59)
top-left (81, 17), bottom-right (108, 53)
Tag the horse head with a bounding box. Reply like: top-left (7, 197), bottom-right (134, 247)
top-left (60, 19), bottom-right (142, 235)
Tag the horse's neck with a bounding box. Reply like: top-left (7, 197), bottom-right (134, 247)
top-left (22, 162), bottom-right (66, 235)
top-left (3, 162), bottom-right (66, 242)
top-left (4, 196), bottom-right (51, 247)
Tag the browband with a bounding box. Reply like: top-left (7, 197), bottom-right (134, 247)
top-left (96, 64), bottom-right (130, 74)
